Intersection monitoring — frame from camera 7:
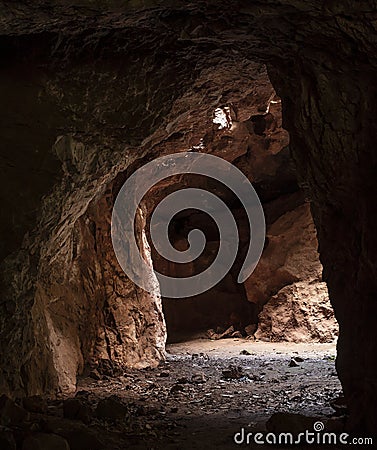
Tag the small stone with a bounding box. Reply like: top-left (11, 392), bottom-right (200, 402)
top-left (22, 433), bottom-right (70, 450)
top-left (95, 396), bottom-right (129, 420)
top-left (170, 384), bottom-right (184, 394)
top-left (78, 405), bottom-right (92, 425)
top-left (75, 390), bottom-right (90, 399)
top-left (240, 349), bottom-right (251, 355)
top-left (191, 373), bottom-right (206, 384)
top-left (288, 359), bottom-right (299, 367)
top-left (158, 371), bottom-right (170, 378)
top-left (63, 399), bottom-right (81, 419)
top-left (293, 356), bottom-right (304, 362)
top-left (177, 377), bottom-right (189, 384)
top-left (222, 366), bottom-right (244, 380)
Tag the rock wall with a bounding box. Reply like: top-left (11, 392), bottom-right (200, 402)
top-left (35, 183), bottom-right (166, 394)
top-left (247, 203), bottom-right (338, 344)
top-left (255, 281), bottom-right (338, 343)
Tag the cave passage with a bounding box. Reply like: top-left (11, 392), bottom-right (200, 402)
top-left (2, 2), bottom-right (377, 447)
top-left (145, 100), bottom-right (338, 348)
top-left (151, 191), bottom-right (257, 344)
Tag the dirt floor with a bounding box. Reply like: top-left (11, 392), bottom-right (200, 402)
top-left (70, 337), bottom-right (342, 449)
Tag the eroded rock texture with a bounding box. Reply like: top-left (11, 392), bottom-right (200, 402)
top-left (251, 203), bottom-right (338, 343)
top-left (148, 82), bottom-right (335, 344)
top-left (255, 281), bottom-right (338, 343)
top-left (0, 0), bottom-right (376, 435)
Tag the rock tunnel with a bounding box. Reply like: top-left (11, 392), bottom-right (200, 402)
top-left (1, 1), bottom-right (377, 446)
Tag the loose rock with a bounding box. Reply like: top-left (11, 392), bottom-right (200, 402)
top-left (222, 366), bottom-right (244, 380)
top-left (95, 396), bottom-right (129, 421)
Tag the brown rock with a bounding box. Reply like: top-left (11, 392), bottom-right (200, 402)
top-left (206, 329), bottom-right (218, 340)
top-left (40, 417), bottom-right (103, 450)
top-left (95, 397), bottom-right (129, 421)
top-left (244, 324), bottom-right (257, 337)
top-left (255, 282), bottom-right (338, 343)
top-left (158, 371), bottom-right (170, 378)
top-left (191, 373), bottom-right (206, 384)
top-left (231, 331), bottom-right (243, 339)
top-left (245, 203), bottom-right (326, 308)
top-left (222, 366), bottom-right (244, 380)
top-left (63, 399), bottom-right (81, 420)
top-left (88, 369), bottom-right (101, 381)
top-left (63, 399), bottom-right (91, 424)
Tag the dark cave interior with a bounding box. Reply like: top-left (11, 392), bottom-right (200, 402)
top-left (1, 1), bottom-right (377, 449)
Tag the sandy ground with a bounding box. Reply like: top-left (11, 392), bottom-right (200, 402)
top-left (74, 337), bottom-right (342, 449)
top-left (168, 336), bottom-right (338, 358)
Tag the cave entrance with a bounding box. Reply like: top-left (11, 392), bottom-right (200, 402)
top-left (145, 93), bottom-right (338, 349)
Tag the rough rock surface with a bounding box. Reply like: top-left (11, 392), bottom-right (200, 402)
top-left (0, 0), bottom-right (376, 435)
top-left (245, 203), bottom-right (322, 305)
top-left (150, 77), bottom-right (315, 340)
top-left (255, 281), bottom-right (338, 343)
top-left (246, 202), bottom-right (338, 343)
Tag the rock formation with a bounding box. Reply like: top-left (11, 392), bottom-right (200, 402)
top-left (0, 0), bottom-right (376, 435)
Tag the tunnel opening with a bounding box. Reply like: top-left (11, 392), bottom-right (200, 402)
top-left (141, 96), bottom-right (339, 349)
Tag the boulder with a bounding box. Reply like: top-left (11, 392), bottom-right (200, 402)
top-left (255, 282), bottom-right (338, 343)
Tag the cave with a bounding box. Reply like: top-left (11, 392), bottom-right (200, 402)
top-left (1, 2), bottom-right (377, 449)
